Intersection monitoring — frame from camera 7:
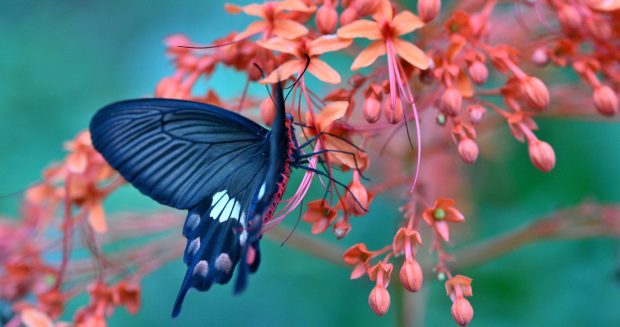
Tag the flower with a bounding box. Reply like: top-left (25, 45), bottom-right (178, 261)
top-left (399, 258), bottom-right (423, 292)
top-left (342, 171), bottom-right (372, 216)
top-left (422, 198), bottom-right (465, 242)
top-left (258, 35), bottom-right (352, 84)
top-left (593, 84), bottom-right (619, 116)
top-left (337, 2), bottom-right (429, 71)
top-left (367, 262), bottom-right (393, 315)
top-left (528, 139), bottom-right (556, 173)
top-left (343, 243), bottom-right (376, 279)
top-left (445, 275), bottom-right (474, 326)
top-left (301, 200), bottom-right (338, 234)
top-left (418, 0), bottom-right (441, 23)
top-left (225, 0), bottom-right (315, 40)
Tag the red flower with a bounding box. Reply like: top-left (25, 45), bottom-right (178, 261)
top-left (302, 200), bottom-right (337, 234)
top-left (422, 198), bottom-right (465, 242)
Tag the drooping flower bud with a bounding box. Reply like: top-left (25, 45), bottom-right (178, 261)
top-left (368, 285), bottom-right (390, 316)
top-left (363, 84), bottom-right (383, 123)
top-left (528, 140), bottom-right (555, 172)
top-left (558, 4), bottom-right (582, 33)
top-left (467, 104), bottom-right (486, 124)
top-left (355, 0), bottom-right (381, 16)
top-left (467, 61), bottom-right (488, 84)
top-left (340, 7), bottom-right (359, 26)
top-left (451, 298), bottom-right (474, 327)
top-left (531, 47), bottom-right (549, 66)
top-left (593, 85), bottom-right (619, 116)
top-left (316, 4), bottom-right (338, 34)
top-left (260, 97), bottom-right (276, 126)
top-left (333, 219), bottom-right (352, 239)
top-left (521, 76), bottom-right (549, 111)
top-left (439, 88), bottom-right (462, 116)
top-left (344, 172), bottom-right (371, 216)
top-left (458, 138), bottom-right (478, 164)
top-left (418, 0), bottom-right (441, 22)
top-left (399, 258), bottom-right (423, 292)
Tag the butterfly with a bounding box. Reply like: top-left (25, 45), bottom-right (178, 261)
top-left (89, 80), bottom-right (363, 317)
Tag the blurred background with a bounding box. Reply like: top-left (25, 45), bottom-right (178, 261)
top-left (1, 1), bottom-right (619, 326)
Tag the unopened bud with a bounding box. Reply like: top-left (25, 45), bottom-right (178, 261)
top-left (522, 76), bottom-right (549, 111)
top-left (468, 61), bottom-right (488, 84)
top-left (451, 298), bottom-right (474, 327)
top-left (333, 219), bottom-right (352, 239)
top-left (340, 7), bottom-right (359, 26)
top-left (355, 0), bottom-right (381, 16)
top-left (368, 285), bottom-right (390, 316)
top-left (558, 4), bottom-right (582, 33)
top-left (439, 88), bottom-right (462, 116)
top-left (531, 47), bottom-right (549, 66)
top-left (467, 104), bottom-right (486, 124)
top-left (316, 4), bottom-right (338, 34)
top-left (260, 98), bottom-right (276, 126)
top-left (418, 0), bottom-right (441, 22)
top-left (458, 138), bottom-right (479, 164)
top-left (528, 139), bottom-right (555, 172)
top-left (400, 258), bottom-right (423, 292)
top-left (593, 85), bottom-right (619, 116)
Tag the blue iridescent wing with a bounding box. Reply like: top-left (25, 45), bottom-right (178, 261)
top-left (90, 98), bottom-right (270, 317)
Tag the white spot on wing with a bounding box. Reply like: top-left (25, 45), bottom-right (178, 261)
top-left (230, 201), bottom-right (241, 220)
top-left (186, 213), bottom-right (200, 231)
top-left (215, 253), bottom-right (232, 273)
top-left (257, 182), bottom-right (266, 199)
top-left (188, 238), bottom-right (200, 256)
top-left (210, 191), bottom-right (229, 220)
top-left (219, 198), bottom-right (236, 222)
top-left (193, 260), bottom-right (209, 277)
top-left (239, 230), bottom-right (248, 246)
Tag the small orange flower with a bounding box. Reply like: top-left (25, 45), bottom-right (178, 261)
top-left (445, 275), bottom-right (474, 326)
top-left (337, 2), bottom-right (430, 71)
top-left (258, 35), bottom-right (352, 84)
top-left (301, 199), bottom-right (338, 234)
top-left (225, 0), bottom-right (315, 40)
top-left (422, 198), bottom-right (465, 242)
top-left (343, 243), bottom-right (376, 279)
top-left (342, 171), bottom-right (372, 216)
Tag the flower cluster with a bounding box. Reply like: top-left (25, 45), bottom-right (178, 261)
top-left (2, 0), bottom-right (620, 326)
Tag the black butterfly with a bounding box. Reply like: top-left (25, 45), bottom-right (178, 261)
top-left (89, 81), bottom-right (362, 317)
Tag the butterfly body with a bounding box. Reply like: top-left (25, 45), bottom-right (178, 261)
top-left (89, 83), bottom-right (299, 317)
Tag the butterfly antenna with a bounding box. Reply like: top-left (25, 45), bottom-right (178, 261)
top-left (280, 198), bottom-right (304, 246)
top-left (284, 54), bottom-right (311, 102)
top-left (297, 165), bottom-right (367, 212)
top-left (177, 37), bottom-right (248, 49)
top-left (253, 63), bottom-right (277, 105)
top-left (0, 181), bottom-right (43, 201)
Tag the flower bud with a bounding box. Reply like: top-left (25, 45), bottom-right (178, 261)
top-left (384, 98), bottom-right (404, 124)
top-left (355, 0), bottom-right (380, 16)
top-left (364, 97), bottom-right (382, 123)
top-left (558, 4), bottom-right (582, 33)
top-left (522, 76), bottom-right (549, 111)
top-left (418, 0), bottom-right (441, 22)
top-left (467, 104), bottom-right (486, 124)
top-left (368, 285), bottom-right (390, 316)
top-left (467, 61), bottom-right (488, 84)
top-left (333, 219), bottom-right (352, 239)
top-left (345, 172), bottom-right (370, 216)
top-left (593, 85), bottom-right (619, 116)
top-left (458, 138), bottom-right (478, 164)
top-left (260, 98), bottom-right (276, 126)
top-left (451, 298), bottom-right (474, 327)
top-left (531, 47), bottom-right (549, 66)
top-left (316, 4), bottom-right (338, 34)
top-left (439, 88), bottom-right (462, 116)
top-left (528, 140), bottom-right (555, 172)
top-left (399, 258), bottom-right (423, 292)
top-left (340, 7), bottom-right (359, 26)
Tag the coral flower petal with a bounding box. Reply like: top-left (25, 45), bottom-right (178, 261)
top-left (372, 0), bottom-right (394, 21)
top-left (257, 37), bottom-right (299, 55)
top-left (337, 19), bottom-right (382, 40)
top-left (277, 0), bottom-right (315, 12)
top-left (242, 4), bottom-right (267, 18)
top-left (260, 59), bottom-right (302, 84)
top-left (445, 207), bottom-right (465, 222)
top-left (234, 21), bottom-right (267, 41)
top-left (392, 10), bottom-right (425, 36)
top-left (224, 3), bottom-right (243, 14)
top-left (308, 58), bottom-right (342, 84)
top-left (21, 308), bottom-right (54, 327)
top-left (435, 220), bottom-right (450, 242)
top-left (351, 41), bottom-right (386, 70)
top-left (393, 38), bottom-right (430, 70)
top-left (309, 35), bottom-right (353, 56)
top-left (317, 101), bottom-right (349, 131)
top-left (273, 19), bottom-right (309, 39)
top-left (88, 201), bottom-right (108, 233)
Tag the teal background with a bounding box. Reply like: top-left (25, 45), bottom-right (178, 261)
top-left (1, 1), bottom-right (619, 326)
